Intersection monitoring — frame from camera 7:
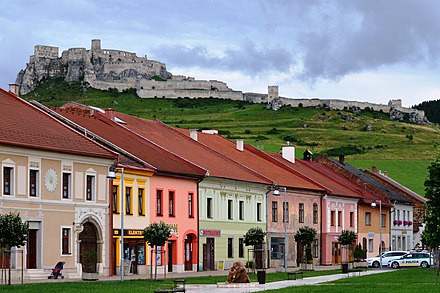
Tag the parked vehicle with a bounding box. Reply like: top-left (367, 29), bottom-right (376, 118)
top-left (389, 252), bottom-right (433, 269)
top-left (366, 251), bottom-right (408, 268)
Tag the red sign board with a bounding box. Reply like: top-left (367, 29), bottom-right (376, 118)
top-left (200, 229), bottom-right (221, 237)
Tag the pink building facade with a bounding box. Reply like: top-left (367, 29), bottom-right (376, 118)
top-left (321, 196), bottom-right (358, 265)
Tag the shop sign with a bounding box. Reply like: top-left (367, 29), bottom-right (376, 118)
top-left (200, 229), bottom-right (221, 237)
top-left (113, 229), bottom-right (144, 237)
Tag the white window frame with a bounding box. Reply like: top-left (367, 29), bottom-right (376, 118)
top-left (29, 168), bottom-right (40, 198)
top-left (60, 226), bottom-right (72, 256)
top-left (85, 172), bottom-right (96, 202)
top-left (2, 160), bottom-right (15, 196)
top-left (61, 172), bottom-right (72, 200)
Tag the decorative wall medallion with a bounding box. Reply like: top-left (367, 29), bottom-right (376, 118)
top-left (44, 168), bottom-right (58, 192)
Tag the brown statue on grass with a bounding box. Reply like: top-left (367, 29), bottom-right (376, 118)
top-left (227, 261), bottom-right (250, 283)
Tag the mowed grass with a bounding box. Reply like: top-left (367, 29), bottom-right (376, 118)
top-left (1, 269), bottom-right (438, 293)
top-left (23, 79), bottom-right (440, 193)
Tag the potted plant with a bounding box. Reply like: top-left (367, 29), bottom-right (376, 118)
top-left (294, 227), bottom-right (317, 271)
top-left (353, 243), bottom-right (367, 268)
top-left (338, 230), bottom-right (357, 273)
top-left (81, 250), bottom-right (99, 280)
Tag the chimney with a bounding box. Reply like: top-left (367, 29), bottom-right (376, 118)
top-left (105, 108), bottom-right (116, 121)
top-left (282, 146), bottom-right (295, 164)
top-left (8, 84), bottom-right (19, 96)
top-left (303, 149), bottom-right (313, 161)
top-left (338, 155), bottom-right (345, 164)
top-left (371, 166), bottom-right (378, 173)
top-left (190, 129), bottom-right (198, 141)
top-left (236, 139), bottom-right (244, 151)
top-left (384, 171), bottom-right (388, 177)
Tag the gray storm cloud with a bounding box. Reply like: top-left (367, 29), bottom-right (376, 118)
top-left (154, 0), bottom-right (440, 83)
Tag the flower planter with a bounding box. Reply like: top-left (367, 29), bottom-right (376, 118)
top-left (82, 272), bottom-right (99, 281)
top-left (353, 261), bottom-right (368, 268)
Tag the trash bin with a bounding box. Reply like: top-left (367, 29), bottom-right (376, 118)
top-left (341, 263), bottom-right (349, 273)
top-left (257, 270), bottom-right (266, 284)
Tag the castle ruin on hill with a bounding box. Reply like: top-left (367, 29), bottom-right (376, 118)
top-left (15, 39), bottom-right (427, 123)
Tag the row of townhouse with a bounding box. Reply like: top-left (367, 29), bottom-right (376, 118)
top-left (0, 86), bottom-right (426, 279)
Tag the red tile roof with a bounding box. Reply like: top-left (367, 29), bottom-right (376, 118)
top-left (49, 106), bottom-right (207, 179)
top-left (164, 128), bottom-right (325, 192)
top-left (0, 88), bottom-right (116, 159)
top-left (112, 113), bottom-right (272, 184)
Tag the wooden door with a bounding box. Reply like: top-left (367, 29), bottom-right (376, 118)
top-left (202, 244), bottom-right (207, 270)
top-left (207, 238), bottom-right (215, 270)
top-left (184, 235), bottom-right (192, 271)
top-left (27, 230), bottom-right (37, 269)
top-left (297, 243), bottom-right (304, 267)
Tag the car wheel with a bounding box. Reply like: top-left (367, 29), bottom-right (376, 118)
top-left (421, 261), bottom-right (429, 268)
top-left (391, 262), bottom-right (399, 269)
top-left (372, 261), bottom-right (380, 268)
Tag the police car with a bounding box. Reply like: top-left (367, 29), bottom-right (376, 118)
top-left (366, 251), bottom-right (408, 268)
top-left (388, 252), bottom-right (433, 269)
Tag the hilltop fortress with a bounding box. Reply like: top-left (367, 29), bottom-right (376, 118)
top-left (15, 39), bottom-right (426, 123)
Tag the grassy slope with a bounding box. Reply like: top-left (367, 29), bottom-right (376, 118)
top-left (23, 79), bottom-right (440, 195)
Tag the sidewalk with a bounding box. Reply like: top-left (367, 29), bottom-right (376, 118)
top-left (183, 269), bottom-right (391, 293)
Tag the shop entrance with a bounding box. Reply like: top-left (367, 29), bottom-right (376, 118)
top-left (332, 242), bottom-right (341, 264)
top-left (124, 241), bottom-right (145, 274)
top-left (167, 241), bottom-right (173, 272)
top-left (203, 238), bottom-right (215, 270)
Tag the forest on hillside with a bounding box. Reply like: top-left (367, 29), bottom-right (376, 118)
top-left (414, 99), bottom-right (440, 123)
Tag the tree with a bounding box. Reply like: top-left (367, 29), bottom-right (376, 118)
top-left (338, 230), bottom-right (357, 265)
top-left (422, 157), bottom-right (440, 282)
top-left (243, 227), bottom-right (266, 269)
top-left (294, 226), bottom-right (317, 270)
top-left (143, 221), bottom-right (171, 279)
top-left (0, 212), bottom-right (28, 285)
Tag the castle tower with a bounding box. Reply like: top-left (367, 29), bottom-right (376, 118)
top-left (268, 86), bottom-right (279, 104)
top-left (91, 39), bottom-right (101, 51)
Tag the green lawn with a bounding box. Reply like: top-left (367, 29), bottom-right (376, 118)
top-left (1, 269), bottom-right (438, 292)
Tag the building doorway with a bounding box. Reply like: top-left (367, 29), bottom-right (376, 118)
top-left (79, 222), bottom-right (98, 271)
top-left (332, 242), bottom-right (341, 264)
top-left (203, 238), bottom-right (215, 270)
top-left (167, 241), bottom-right (173, 272)
top-left (184, 235), bottom-right (193, 271)
top-left (26, 229), bottom-right (37, 269)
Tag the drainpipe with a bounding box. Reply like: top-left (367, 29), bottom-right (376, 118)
top-left (265, 187), bottom-right (271, 269)
top-left (320, 193), bottom-right (326, 265)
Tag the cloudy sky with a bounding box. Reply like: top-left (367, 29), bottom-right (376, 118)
top-left (1, 0), bottom-right (440, 107)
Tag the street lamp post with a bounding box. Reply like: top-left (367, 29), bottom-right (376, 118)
top-left (107, 166), bottom-right (125, 281)
top-left (274, 185), bottom-right (287, 272)
top-left (371, 200), bottom-right (382, 268)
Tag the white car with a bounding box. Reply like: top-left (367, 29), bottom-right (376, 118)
top-left (366, 251), bottom-right (408, 268)
top-left (389, 252), bottom-right (433, 269)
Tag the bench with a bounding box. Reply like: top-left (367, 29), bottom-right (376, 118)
top-left (287, 271), bottom-right (303, 280)
top-left (174, 279), bottom-right (186, 290)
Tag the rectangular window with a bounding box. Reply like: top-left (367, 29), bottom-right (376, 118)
top-left (138, 188), bottom-right (144, 216)
top-left (299, 203), bottom-right (304, 223)
top-left (331, 211), bottom-right (335, 226)
top-left (239, 200), bottom-right (244, 220)
top-left (284, 202), bottom-right (289, 223)
top-left (381, 213), bottom-right (386, 227)
top-left (188, 193), bottom-right (194, 218)
top-left (313, 239), bottom-right (318, 258)
top-left (62, 173), bottom-right (71, 199)
top-left (228, 199), bottom-right (233, 220)
top-left (29, 169), bottom-right (38, 197)
top-left (257, 203), bottom-right (262, 222)
top-left (207, 197), bottom-right (213, 219)
top-left (156, 190), bottom-right (163, 216)
top-left (272, 201), bottom-right (278, 222)
top-left (338, 211), bottom-right (342, 227)
top-left (138, 244), bottom-right (145, 265)
top-left (313, 203), bottom-right (318, 224)
top-left (228, 238), bottom-right (233, 258)
top-left (3, 167), bottom-right (13, 195)
top-left (125, 187), bottom-right (132, 215)
top-left (350, 212), bottom-right (354, 227)
top-left (112, 185), bottom-right (119, 213)
top-left (86, 175), bottom-right (95, 201)
top-left (62, 228), bottom-right (71, 255)
top-left (169, 191), bottom-right (175, 217)
top-left (239, 238), bottom-right (244, 258)
top-left (368, 239), bottom-right (373, 252)
top-left (365, 212), bottom-right (371, 226)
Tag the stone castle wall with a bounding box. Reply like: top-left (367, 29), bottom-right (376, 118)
top-left (16, 40), bottom-right (426, 121)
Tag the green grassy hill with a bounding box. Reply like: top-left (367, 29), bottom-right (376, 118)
top-left (23, 78), bottom-right (440, 195)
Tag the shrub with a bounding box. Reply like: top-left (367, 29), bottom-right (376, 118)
top-left (354, 243), bottom-right (366, 261)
